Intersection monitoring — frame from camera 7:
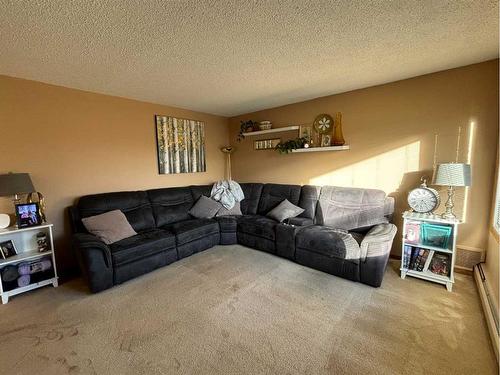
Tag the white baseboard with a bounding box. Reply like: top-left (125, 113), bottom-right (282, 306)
top-left (474, 264), bottom-right (499, 362)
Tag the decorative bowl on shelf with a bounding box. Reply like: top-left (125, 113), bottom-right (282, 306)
top-left (259, 121), bottom-right (272, 130)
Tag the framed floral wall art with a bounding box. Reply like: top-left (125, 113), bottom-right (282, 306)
top-left (155, 115), bottom-right (206, 174)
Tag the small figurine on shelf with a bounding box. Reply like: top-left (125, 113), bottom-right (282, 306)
top-left (36, 232), bottom-right (49, 252)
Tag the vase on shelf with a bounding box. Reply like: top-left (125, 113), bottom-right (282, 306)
top-left (333, 112), bottom-right (345, 146)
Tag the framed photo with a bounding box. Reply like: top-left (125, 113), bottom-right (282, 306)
top-left (299, 125), bottom-right (313, 140)
top-left (321, 134), bottom-right (331, 147)
top-left (0, 240), bottom-right (17, 259)
top-left (15, 203), bottom-right (41, 228)
top-left (254, 138), bottom-right (280, 150)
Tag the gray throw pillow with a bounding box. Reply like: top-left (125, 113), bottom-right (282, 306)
top-left (267, 199), bottom-right (305, 222)
top-left (216, 201), bottom-right (242, 217)
top-left (81, 210), bottom-right (137, 245)
top-left (189, 196), bottom-right (221, 219)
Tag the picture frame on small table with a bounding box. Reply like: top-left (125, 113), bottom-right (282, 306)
top-left (15, 203), bottom-right (42, 228)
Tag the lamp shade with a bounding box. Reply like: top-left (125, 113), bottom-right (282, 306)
top-left (0, 173), bottom-right (35, 196)
top-left (434, 163), bottom-right (471, 187)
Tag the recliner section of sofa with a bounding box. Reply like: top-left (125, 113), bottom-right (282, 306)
top-left (70, 183), bottom-right (396, 293)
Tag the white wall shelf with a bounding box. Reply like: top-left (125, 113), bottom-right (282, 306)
top-left (290, 145), bottom-right (350, 153)
top-left (242, 125), bottom-right (299, 137)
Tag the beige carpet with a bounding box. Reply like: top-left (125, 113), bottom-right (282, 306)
top-left (0, 245), bottom-right (497, 375)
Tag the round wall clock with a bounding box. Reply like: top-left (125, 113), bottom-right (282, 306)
top-left (407, 178), bottom-right (440, 214)
top-left (313, 114), bottom-right (333, 134)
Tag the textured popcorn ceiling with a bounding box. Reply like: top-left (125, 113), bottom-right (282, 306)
top-left (0, 1), bottom-right (498, 116)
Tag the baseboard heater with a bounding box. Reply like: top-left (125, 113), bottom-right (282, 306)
top-left (474, 263), bottom-right (499, 361)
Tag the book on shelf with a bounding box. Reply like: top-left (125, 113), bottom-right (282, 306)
top-left (408, 247), bottom-right (418, 270)
top-left (412, 248), bottom-right (424, 271)
top-left (403, 245), bottom-right (412, 269)
top-left (428, 253), bottom-right (451, 277)
top-left (416, 249), bottom-right (430, 272)
top-left (422, 250), bottom-right (435, 272)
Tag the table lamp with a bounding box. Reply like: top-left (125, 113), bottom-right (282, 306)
top-left (0, 173), bottom-right (35, 206)
top-left (433, 163), bottom-right (471, 219)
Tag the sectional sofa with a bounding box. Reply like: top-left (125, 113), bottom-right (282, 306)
top-left (69, 183), bottom-right (397, 293)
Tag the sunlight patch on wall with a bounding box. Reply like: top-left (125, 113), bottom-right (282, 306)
top-left (309, 142), bottom-right (421, 193)
top-left (459, 120), bottom-right (475, 222)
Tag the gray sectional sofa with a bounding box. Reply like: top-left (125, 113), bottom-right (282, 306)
top-left (69, 183), bottom-right (397, 293)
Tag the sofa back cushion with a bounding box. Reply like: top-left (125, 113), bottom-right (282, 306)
top-left (298, 185), bottom-right (321, 219)
top-left (315, 186), bottom-right (388, 230)
top-left (239, 183), bottom-right (263, 215)
top-left (147, 187), bottom-right (194, 227)
top-left (190, 185), bottom-right (212, 201)
top-left (257, 184), bottom-right (301, 215)
top-left (77, 191), bottom-right (155, 233)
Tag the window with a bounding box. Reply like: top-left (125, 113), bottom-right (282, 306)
top-left (495, 168), bottom-right (500, 233)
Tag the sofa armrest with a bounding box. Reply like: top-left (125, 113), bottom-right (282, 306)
top-left (359, 223), bottom-right (397, 287)
top-left (72, 233), bottom-right (113, 293)
top-left (73, 233), bottom-right (112, 266)
top-left (360, 223), bottom-right (397, 259)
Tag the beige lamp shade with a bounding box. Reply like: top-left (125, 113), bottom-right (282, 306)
top-left (434, 163), bottom-right (471, 187)
top-left (0, 173), bottom-right (35, 196)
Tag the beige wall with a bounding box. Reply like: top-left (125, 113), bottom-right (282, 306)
top-left (229, 60), bottom-right (499, 255)
top-left (0, 75), bottom-right (229, 274)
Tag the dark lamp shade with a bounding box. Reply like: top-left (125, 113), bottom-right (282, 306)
top-left (0, 173), bottom-right (35, 196)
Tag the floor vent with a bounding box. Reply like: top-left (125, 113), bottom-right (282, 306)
top-left (474, 264), bottom-right (499, 362)
top-left (456, 246), bottom-right (485, 270)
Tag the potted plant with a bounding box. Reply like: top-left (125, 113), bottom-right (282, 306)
top-left (274, 137), bottom-right (308, 154)
top-left (237, 120), bottom-right (257, 142)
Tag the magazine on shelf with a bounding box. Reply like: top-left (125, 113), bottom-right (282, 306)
top-left (404, 222), bottom-right (421, 244)
top-left (428, 253), bottom-right (451, 277)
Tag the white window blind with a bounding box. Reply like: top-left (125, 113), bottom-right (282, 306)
top-left (495, 170), bottom-right (500, 233)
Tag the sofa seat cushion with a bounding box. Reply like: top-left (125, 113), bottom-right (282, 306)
top-left (287, 217), bottom-right (314, 226)
top-left (110, 229), bottom-right (176, 266)
top-left (295, 225), bottom-right (361, 263)
top-left (165, 219), bottom-right (219, 245)
top-left (215, 216), bottom-right (238, 233)
top-left (238, 215), bottom-right (277, 241)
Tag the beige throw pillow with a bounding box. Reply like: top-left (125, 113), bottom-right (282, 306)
top-left (81, 210), bottom-right (137, 244)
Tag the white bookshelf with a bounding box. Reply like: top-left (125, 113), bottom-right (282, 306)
top-left (0, 223), bottom-right (58, 304)
top-left (400, 211), bottom-right (460, 292)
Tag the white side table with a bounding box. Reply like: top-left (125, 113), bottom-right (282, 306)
top-left (400, 212), bottom-right (460, 292)
top-left (0, 223), bottom-right (58, 304)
